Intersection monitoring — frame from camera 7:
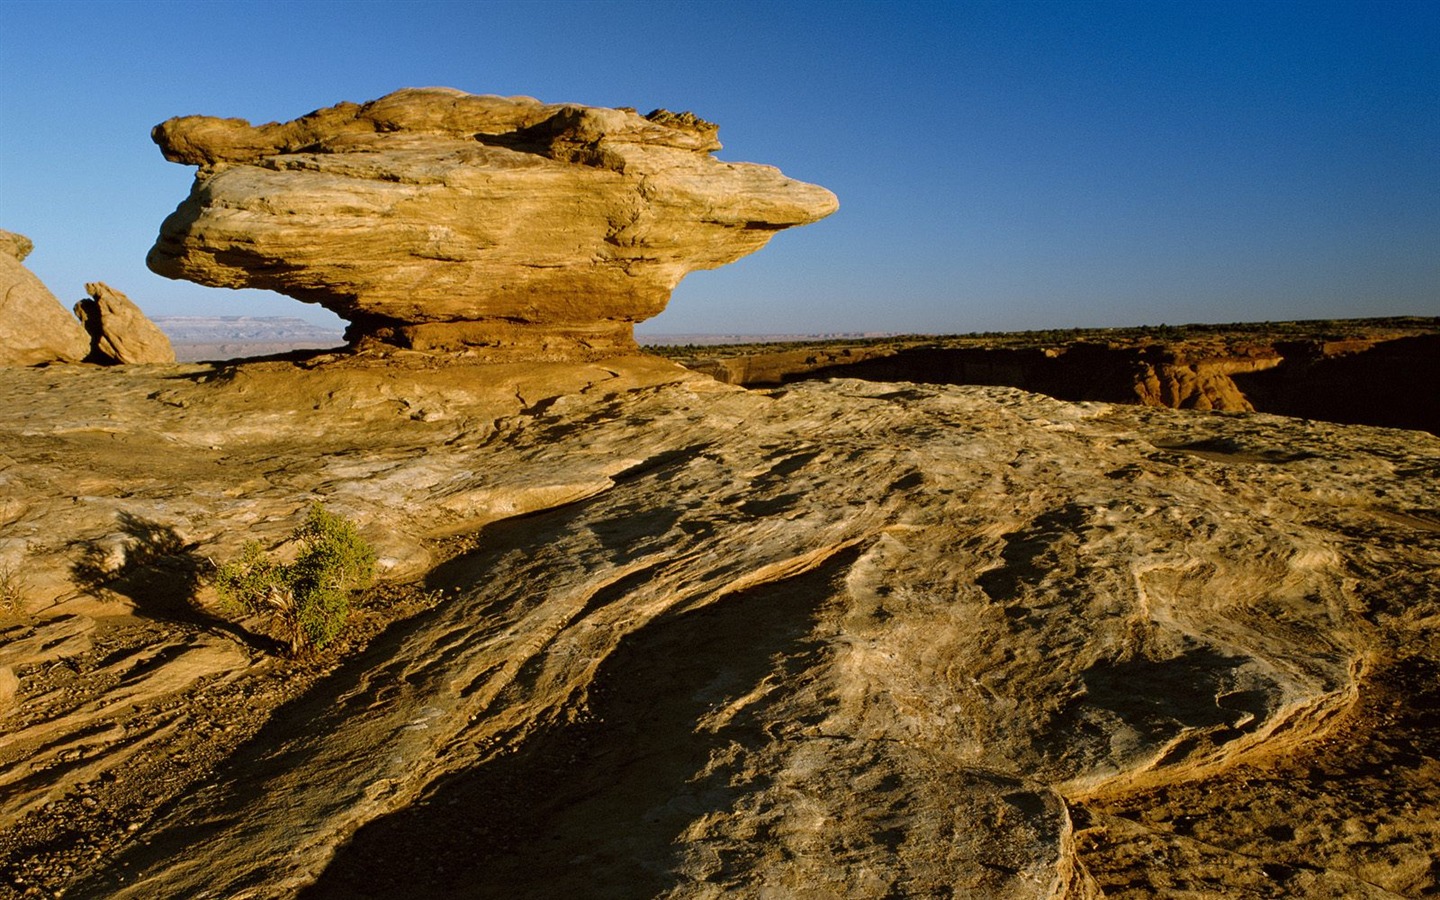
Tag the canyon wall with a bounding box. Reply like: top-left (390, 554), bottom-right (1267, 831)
top-left (1234, 334), bottom-right (1440, 433)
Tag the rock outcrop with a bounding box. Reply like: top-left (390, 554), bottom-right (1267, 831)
top-left (0, 357), bottom-right (1435, 898)
top-left (0, 229), bottom-right (35, 263)
top-left (73, 282), bottom-right (176, 364)
top-left (147, 88), bottom-right (839, 357)
top-left (0, 230), bottom-right (91, 366)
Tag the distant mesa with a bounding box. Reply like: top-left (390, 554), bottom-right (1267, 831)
top-left (153, 316), bottom-right (344, 344)
top-left (147, 87), bottom-right (840, 359)
top-left (154, 316), bottom-right (346, 362)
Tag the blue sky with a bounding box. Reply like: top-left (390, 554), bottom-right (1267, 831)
top-left (2, 0), bottom-right (1436, 335)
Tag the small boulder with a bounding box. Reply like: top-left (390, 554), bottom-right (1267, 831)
top-left (0, 230), bottom-right (91, 366)
top-left (73, 282), bottom-right (176, 364)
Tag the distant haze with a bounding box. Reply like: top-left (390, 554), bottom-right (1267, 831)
top-left (154, 316), bottom-right (345, 362)
top-left (3, 0), bottom-right (1437, 335)
top-left (153, 316), bottom-right (899, 357)
top-left (153, 316), bottom-right (344, 343)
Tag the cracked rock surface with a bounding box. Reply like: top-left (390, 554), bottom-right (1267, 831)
top-left (0, 355), bottom-right (1436, 898)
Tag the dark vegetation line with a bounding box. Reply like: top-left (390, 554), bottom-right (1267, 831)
top-left (643, 316), bottom-right (1440, 360)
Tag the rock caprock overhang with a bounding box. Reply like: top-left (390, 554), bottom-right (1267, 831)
top-left (147, 87), bottom-right (838, 358)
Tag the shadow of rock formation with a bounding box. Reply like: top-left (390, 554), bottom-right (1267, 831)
top-left (1232, 333), bottom-right (1440, 433)
top-left (300, 550), bottom-right (857, 899)
top-left (69, 511), bottom-right (261, 648)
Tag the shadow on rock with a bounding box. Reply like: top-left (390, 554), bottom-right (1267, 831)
top-left (69, 511), bottom-right (266, 649)
top-left (301, 549), bottom-right (858, 900)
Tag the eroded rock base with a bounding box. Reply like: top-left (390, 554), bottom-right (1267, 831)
top-left (349, 318), bottom-right (639, 361)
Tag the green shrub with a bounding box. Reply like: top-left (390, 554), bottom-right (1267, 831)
top-left (215, 504), bottom-right (376, 657)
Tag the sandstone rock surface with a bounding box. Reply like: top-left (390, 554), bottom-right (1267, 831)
top-left (148, 88), bottom-right (839, 356)
top-left (72, 282), bottom-right (176, 364)
top-left (0, 229), bottom-right (35, 263)
top-left (0, 357), bottom-right (1435, 898)
top-left (0, 230), bottom-right (91, 366)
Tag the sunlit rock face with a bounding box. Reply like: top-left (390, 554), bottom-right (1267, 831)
top-left (147, 88), bottom-right (838, 357)
top-left (73, 282), bottom-right (176, 365)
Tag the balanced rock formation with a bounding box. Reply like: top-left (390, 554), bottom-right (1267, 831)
top-left (73, 282), bottom-right (176, 364)
top-left (0, 229), bottom-right (91, 366)
top-left (148, 88), bottom-right (838, 357)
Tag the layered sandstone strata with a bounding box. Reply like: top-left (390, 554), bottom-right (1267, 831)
top-left (147, 88), bottom-right (838, 357)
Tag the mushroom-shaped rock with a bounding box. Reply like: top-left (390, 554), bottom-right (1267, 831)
top-left (148, 88), bottom-right (839, 358)
top-left (0, 229), bottom-right (91, 366)
top-left (74, 282), bottom-right (176, 364)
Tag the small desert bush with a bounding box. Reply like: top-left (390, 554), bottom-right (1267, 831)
top-left (0, 562), bottom-right (27, 617)
top-left (215, 504), bottom-right (376, 657)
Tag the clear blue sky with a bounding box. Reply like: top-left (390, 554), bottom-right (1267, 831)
top-left (2, 0), bottom-right (1436, 335)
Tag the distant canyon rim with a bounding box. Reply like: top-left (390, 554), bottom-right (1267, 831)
top-left (666, 320), bottom-right (1440, 436)
top-left (0, 88), bottom-right (1437, 899)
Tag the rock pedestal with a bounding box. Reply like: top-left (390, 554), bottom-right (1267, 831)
top-left (148, 88), bottom-right (839, 357)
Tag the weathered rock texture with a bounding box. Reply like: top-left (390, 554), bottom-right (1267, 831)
top-left (0, 357), bottom-right (1436, 898)
top-left (0, 230), bottom-right (91, 366)
top-left (0, 229), bottom-right (34, 263)
top-left (73, 282), bottom-right (176, 364)
top-left (147, 88), bottom-right (838, 357)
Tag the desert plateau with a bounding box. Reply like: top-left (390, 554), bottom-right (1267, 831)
top-left (2, 86), bottom-right (1438, 900)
